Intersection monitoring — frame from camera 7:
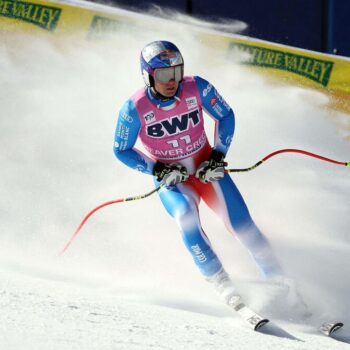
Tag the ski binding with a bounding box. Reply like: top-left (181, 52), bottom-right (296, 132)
top-left (234, 303), bottom-right (269, 331)
top-left (319, 322), bottom-right (344, 336)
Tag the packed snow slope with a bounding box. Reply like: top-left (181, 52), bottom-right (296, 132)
top-left (1, 4), bottom-right (350, 349)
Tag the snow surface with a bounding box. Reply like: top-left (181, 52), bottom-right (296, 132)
top-left (1, 5), bottom-right (350, 349)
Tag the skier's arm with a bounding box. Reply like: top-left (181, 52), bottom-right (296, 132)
top-left (113, 99), bottom-right (155, 175)
top-left (194, 76), bottom-right (235, 156)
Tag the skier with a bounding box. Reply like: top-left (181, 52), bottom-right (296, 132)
top-left (114, 40), bottom-right (284, 307)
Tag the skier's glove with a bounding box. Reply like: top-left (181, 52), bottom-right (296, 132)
top-left (196, 150), bottom-right (228, 184)
top-left (153, 162), bottom-right (189, 187)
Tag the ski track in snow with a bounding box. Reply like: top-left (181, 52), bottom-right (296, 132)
top-left (1, 2), bottom-right (350, 349)
top-left (1, 267), bottom-right (349, 350)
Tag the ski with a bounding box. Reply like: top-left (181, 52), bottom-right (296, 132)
top-left (233, 302), bottom-right (269, 331)
top-left (319, 322), bottom-right (344, 336)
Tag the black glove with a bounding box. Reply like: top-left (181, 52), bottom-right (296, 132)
top-left (153, 162), bottom-right (189, 186)
top-left (195, 150), bottom-right (228, 183)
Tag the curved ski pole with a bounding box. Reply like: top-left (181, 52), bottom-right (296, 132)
top-left (61, 149), bottom-right (348, 255)
top-left (60, 184), bottom-right (163, 255)
top-left (226, 148), bottom-right (349, 173)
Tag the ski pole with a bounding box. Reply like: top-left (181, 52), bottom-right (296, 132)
top-left (59, 185), bottom-right (163, 255)
top-left (226, 148), bottom-right (349, 173)
top-left (60, 149), bottom-right (349, 255)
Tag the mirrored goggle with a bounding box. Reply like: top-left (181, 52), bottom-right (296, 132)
top-left (154, 65), bottom-right (184, 83)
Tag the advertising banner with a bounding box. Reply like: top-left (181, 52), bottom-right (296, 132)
top-left (1, 0), bottom-right (349, 113)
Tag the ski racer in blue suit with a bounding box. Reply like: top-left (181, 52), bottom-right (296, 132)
top-left (114, 41), bottom-right (284, 306)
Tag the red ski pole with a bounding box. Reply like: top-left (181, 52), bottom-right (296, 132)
top-left (59, 185), bottom-right (162, 255)
top-left (226, 148), bottom-right (349, 173)
top-left (60, 149), bottom-right (349, 255)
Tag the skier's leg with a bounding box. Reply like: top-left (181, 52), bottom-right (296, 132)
top-left (207, 177), bottom-right (311, 315)
top-left (200, 174), bottom-right (284, 279)
top-left (156, 180), bottom-right (243, 306)
top-left (157, 182), bottom-right (223, 277)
